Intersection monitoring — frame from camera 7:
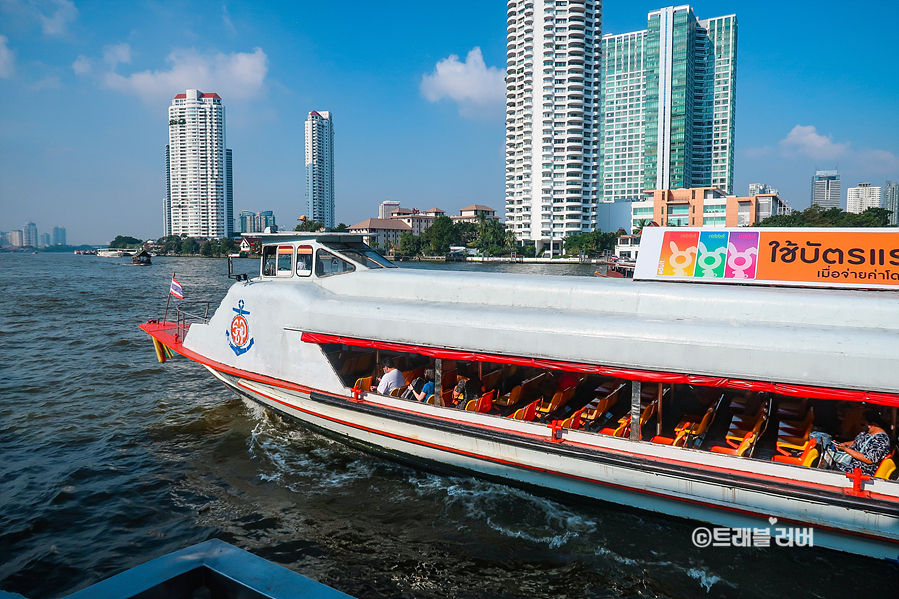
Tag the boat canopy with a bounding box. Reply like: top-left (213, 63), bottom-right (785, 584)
top-left (282, 267), bottom-right (899, 400)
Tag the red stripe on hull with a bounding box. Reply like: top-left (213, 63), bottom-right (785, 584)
top-left (231, 376), bottom-right (898, 550)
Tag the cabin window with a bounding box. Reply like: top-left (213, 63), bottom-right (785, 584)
top-left (276, 245), bottom-right (294, 276)
top-left (261, 246), bottom-right (277, 276)
top-left (315, 249), bottom-right (356, 277)
top-left (296, 246), bottom-right (313, 277)
top-left (321, 241), bottom-right (397, 269)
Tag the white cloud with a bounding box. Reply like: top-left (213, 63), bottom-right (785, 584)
top-left (0, 34), bottom-right (14, 78)
top-left (0, 0), bottom-right (77, 36)
top-left (71, 54), bottom-right (90, 74)
top-left (420, 47), bottom-right (505, 119)
top-left (779, 125), bottom-right (850, 161)
top-left (103, 42), bottom-right (131, 68)
top-left (102, 47), bottom-right (269, 104)
top-left (39, 0), bottom-right (78, 36)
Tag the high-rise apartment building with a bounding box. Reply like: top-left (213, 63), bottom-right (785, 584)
top-left (39, 233), bottom-right (50, 247)
top-left (600, 6), bottom-right (737, 202)
top-left (504, 0), bottom-right (602, 252)
top-left (305, 111), bottom-right (335, 228)
top-left (811, 169), bottom-right (841, 210)
top-left (165, 89), bottom-right (233, 238)
top-left (379, 200), bottom-right (402, 220)
top-left (23, 222), bottom-right (37, 247)
top-left (749, 183), bottom-right (777, 196)
top-left (884, 180), bottom-right (899, 226)
top-left (52, 226), bottom-right (66, 246)
top-left (846, 182), bottom-right (881, 214)
top-left (8, 230), bottom-right (23, 247)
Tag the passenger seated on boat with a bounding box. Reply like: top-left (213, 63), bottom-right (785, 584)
top-left (455, 376), bottom-right (483, 410)
top-left (836, 403), bottom-right (868, 441)
top-left (830, 410), bottom-right (892, 476)
top-left (406, 368), bottom-right (435, 402)
top-left (374, 357), bottom-right (405, 395)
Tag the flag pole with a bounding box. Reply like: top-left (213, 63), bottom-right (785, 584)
top-left (164, 272), bottom-right (174, 324)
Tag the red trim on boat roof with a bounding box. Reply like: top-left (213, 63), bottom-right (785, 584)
top-left (300, 332), bottom-right (899, 408)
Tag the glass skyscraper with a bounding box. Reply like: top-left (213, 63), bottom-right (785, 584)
top-left (811, 170), bottom-right (841, 210)
top-left (600, 6), bottom-right (736, 202)
top-left (883, 180), bottom-right (898, 226)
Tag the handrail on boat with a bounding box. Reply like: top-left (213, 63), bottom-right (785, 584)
top-left (174, 301), bottom-right (213, 341)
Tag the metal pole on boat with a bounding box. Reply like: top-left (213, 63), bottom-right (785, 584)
top-left (656, 384), bottom-right (664, 437)
top-left (630, 381), bottom-right (642, 441)
top-left (435, 358), bottom-right (443, 406)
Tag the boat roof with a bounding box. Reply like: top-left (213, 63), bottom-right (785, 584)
top-left (242, 232), bottom-right (366, 244)
top-left (289, 268), bottom-right (899, 396)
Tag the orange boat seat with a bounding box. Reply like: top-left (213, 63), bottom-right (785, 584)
top-left (510, 400), bottom-right (540, 422)
top-left (536, 386), bottom-right (577, 415)
top-left (560, 408), bottom-right (585, 430)
top-left (601, 400), bottom-right (658, 439)
top-left (711, 432), bottom-right (755, 457)
top-left (875, 455), bottom-right (897, 480)
top-left (465, 390), bottom-right (495, 413)
top-left (654, 407), bottom-right (717, 447)
top-left (353, 376), bottom-right (373, 392)
top-left (771, 439), bottom-right (818, 467)
top-left (495, 384), bottom-right (523, 407)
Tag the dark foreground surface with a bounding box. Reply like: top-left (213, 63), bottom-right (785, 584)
top-left (0, 253), bottom-right (895, 598)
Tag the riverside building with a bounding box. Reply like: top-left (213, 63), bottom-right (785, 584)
top-left (811, 169), bottom-right (841, 210)
top-left (631, 186), bottom-right (787, 230)
top-left (305, 111), bottom-right (335, 228)
top-left (504, 0), bottom-right (602, 254)
top-left (884, 181), bottom-right (899, 226)
top-left (600, 6), bottom-right (737, 203)
top-left (52, 226), bottom-right (66, 246)
top-left (165, 90), bottom-right (233, 238)
top-left (846, 183), bottom-right (882, 214)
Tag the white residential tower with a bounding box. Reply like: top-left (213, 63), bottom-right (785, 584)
top-left (165, 90), bottom-right (233, 238)
top-left (846, 182), bottom-right (882, 214)
top-left (305, 111), bottom-right (335, 228)
top-left (504, 0), bottom-right (602, 253)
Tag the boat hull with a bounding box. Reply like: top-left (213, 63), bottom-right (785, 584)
top-left (206, 366), bottom-right (899, 561)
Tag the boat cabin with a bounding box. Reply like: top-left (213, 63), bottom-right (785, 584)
top-left (251, 233), bottom-right (396, 279)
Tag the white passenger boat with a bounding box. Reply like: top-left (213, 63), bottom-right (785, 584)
top-left (140, 232), bottom-right (899, 560)
top-left (97, 248), bottom-right (133, 257)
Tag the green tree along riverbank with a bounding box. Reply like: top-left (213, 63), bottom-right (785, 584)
top-left (392, 214), bottom-right (625, 259)
top-left (758, 205), bottom-right (893, 228)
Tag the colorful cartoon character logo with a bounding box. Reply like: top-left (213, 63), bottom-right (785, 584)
top-left (226, 300), bottom-right (254, 356)
top-left (695, 231), bottom-right (729, 278)
top-left (658, 231), bottom-right (699, 277)
top-left (725, 232), bottom-right (760, 279)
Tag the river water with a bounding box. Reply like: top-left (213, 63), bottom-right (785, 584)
top-left (0, 253), bottom-right (895, 598)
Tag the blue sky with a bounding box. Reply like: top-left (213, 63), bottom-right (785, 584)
top-left (1, 0), bottom-right (897, 245)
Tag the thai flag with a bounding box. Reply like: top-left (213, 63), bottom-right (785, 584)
top-left (170, 277), bottom-right (184, 299)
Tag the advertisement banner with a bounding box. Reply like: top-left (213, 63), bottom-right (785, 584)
top-left (635, 227), bottom-right (899, 290)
